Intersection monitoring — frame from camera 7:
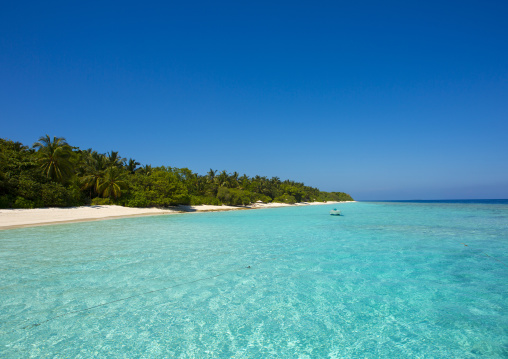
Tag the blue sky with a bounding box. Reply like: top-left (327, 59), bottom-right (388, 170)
top-left (1, 1), bottom-right (507, 200)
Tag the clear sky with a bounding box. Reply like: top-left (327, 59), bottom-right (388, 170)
top-left (1, 1), bottom-right (507, 200)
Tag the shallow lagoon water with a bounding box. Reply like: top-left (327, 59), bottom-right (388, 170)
top-left (1, 201), bottom-right (507, 358)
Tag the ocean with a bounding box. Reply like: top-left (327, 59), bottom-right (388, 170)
top-left (1, 200), bottom-right (507, 358)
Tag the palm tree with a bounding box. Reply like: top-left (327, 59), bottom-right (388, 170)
top-left (106, 151), bottom-right (126, 168)
top-left (216, 170), bottom-right (230, 188)
top-left (270, 176), bottom-right (281, 185)
top-left (205, 169), bottom-right (219, 195)
top-left (80, 151), bottom-right (107, 197)
top-left (97, 167), bottom-right (128, 199)
top-left (207, 169), bottom-right (217, 183)
top-left (229, 171), bottom-right (239, 188)
top-left (194, 175), bottom-right (207, 195)
top-left (238, 174), bottom-right (250, 190)
top-left (126, 158), bottom-right (140, 174)
top-left (32, 135), bottom-right (74, 183)
top-left (137, 164), bottom-right (152, 176)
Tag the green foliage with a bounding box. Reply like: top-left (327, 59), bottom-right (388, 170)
top-left (97, 167), bottom-right (128, 199)
top-left (126, 158), bottom-right (140, 174)
top-left (253, 194), bottom-right (272, 203)
top-left (91, 197), bottom-right (113, 205)
top-left (33, 135), bottom-right (74, 183)
top-left (0, 136), bottom-right (354, 208)
top-left (0, 195), bottom-right (11, 208)
top-left (123, 191), bottom-right (150, 207)
top-left (17, 176), bottom-right (42, 201)
top-left (190, 195), bottom-right (221, 205)
top-left (106, 151), bottom-right (126, 168)
top-left (80, 150), bottom-right (107, 198)
top-left (0, 139), bottom-right (39, 196)
top-left (273, 194), bottom-right (297, 204)
top-left (125, 168), bottom-right (191, 207)
top-left (217, 188), bottom-right (254, 205)
top-left (318, 191), bottom-right (354, 202)
top-left (40, 182), bottom-right (82, 207)
top-left (281, 185), bottom-right (305, 202)
top-left (13, 196), bottom-right (36, 209)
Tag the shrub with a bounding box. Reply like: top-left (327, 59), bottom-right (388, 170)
top-left (123, 192), bottom-right (148, 207)
top-left (273, 194), bottom-right (297, 204)
top-left (0, 195), bottom-right (11, 208)
top-left (41, 182), bottom-right (71, 207)
top-left (217, 188), bottom-right (253, 206)
top-left (317, 191), bottom-right (354, 202)
top-left (190, 195), bottom-right (221, 205)
top-left (13, 196), bottom-right (35, 208)
top-left (128, 169), bottom-right (191, 207)
top-left (253, 194), bottom-right (272, 203)
top-left (17, 177), bottom-right (42, 201)
top-left (91, 197), bottom-right (113, 205)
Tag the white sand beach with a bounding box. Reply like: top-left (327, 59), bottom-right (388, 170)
top-left (0, 201), bottom-right (347, 230)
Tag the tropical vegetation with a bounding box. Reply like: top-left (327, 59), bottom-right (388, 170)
top-left (0, 136), bottom-right (354, 208)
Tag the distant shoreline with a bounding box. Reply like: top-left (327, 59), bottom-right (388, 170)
top-left (0, 201), bottom-right (355, 230)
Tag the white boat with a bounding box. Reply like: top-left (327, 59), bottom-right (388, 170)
top-left (329, 208), bottom-right (341, 216)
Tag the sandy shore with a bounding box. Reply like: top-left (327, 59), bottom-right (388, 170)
top-left (0, 202), bottom-right (350, 230)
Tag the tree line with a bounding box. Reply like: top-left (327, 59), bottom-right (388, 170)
top-left (0, 135), bottom-right (354, 208)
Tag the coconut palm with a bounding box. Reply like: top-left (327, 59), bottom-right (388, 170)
top-left (32, 135), bottom-right (74, 183)
top-left (238, 174), bottom-right (250, 190)
top-left (270, 176), bottom-right (281, 185)
top-left (126, 158), bottom-right (140, 174)
top-left (80, 151), bottom-right (107, 197)
top-left (137, 164), bottom-right (152, 176)
top-left (207, 169), bottom-right (217, 183)
top-left (97, 167), bottom-right (128, 199)
top-left (194, 175), bottom-right (207, 195)
top-left (105, 151), bottom-right (126, 168)
top-left (229, 171), bottom-right (239, 188)
top-left (216, 170), bottom-right (230, 188)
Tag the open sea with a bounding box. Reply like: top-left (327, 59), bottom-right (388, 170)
top-left (1, 200), bottom-right (507, 358)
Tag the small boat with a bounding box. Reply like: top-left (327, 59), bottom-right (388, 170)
top-left (329, 208), bottom-right (341, 216)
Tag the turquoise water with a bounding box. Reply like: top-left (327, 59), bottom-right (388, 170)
top-left (1, 201), bottom-right (507, 358)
